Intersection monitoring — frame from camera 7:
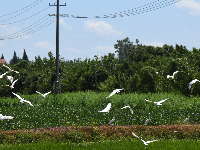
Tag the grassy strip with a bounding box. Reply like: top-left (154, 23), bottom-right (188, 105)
top-left (0, 139), bottom-right (199, 150)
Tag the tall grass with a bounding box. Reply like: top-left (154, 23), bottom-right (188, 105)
top-left (0, 91), bottom-right (199, 130)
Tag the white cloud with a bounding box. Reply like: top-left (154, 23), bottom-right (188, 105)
top-left (143, 41), bottom-right (164, 47)
top-left (175, 0), bottom-right (200, 15)
top-left (65, 47), bottom-right (83, 53)
top-left (0, 41), bottom-right (7, 46)
top-left (92, 45), bottom-right (115, 53)
top-left (84, 20), bottom-right (122, 37)
top-left (59, 18), bottom-right (73, 30)
top-left (34, 41), bottom-right (55, 51)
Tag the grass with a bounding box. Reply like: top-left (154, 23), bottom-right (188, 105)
top-left (0, 91), bottom-right (199, 130)
top-left (0, 139), bottom-right (199, 150)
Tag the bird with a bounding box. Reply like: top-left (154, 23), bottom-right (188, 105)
top-left (106, 88), bottom-right (124, 98)
top-left (188, 79), bottom-right (200, 90)
top-left (98, 103), bottom-right (111, 113)
top-left (183, 114), bottom-right (189, 124)
top-left (3, 64), bottom-right (19, 73)
top-left (0, 72), bottom-right (7, 78)
top-left (145, 98), bottom-right (169, 105)
top-left (4, 79), bottom-right (19, 89)
top-left (121, 106), bottom-right (133, 114)
top-left (132, 132), bottom-right (159, 146)
top-left (144, 114), bottom-right (150, 125)
top-left (108, 114), bottom-right (116, 125)
top-left (36, 91), bottom-right (51, 98)
top-left (7, 76), bottom-right (14, 83)
top-left (12, 92), bottom-right (34, 107)
top-left (167, 71), bottom-right (179, 79)
top-left (0, 114), bottom-right (14, 120)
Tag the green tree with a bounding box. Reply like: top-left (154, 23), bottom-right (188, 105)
top-left (22, 49), bottom-right (29, 61)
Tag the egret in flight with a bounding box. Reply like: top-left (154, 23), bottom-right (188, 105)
top-left (12, 92), bottom-right (34, 107)
top-left (7, 76), bottom-right (14, 83)
top-left (145, 98), bottom-right (169, 106)
top-left (0, 114), bottom-right (14, 120)
top-left (106, 88), bottom-right (124, 98)
top-left (4, 79), bottom-right (19, 89)
top-left (36, 91), bottom-right (51, 98)
top-left (0, 72), bottom-right (7, 78)
top-left (3, 64), bottom-right (19, 73)
top-left (121, 106), bottom-right (133, 114)
top-left (98, 103), bottom-right (111, 113)
top-left (188, 79), bottom-right (200, 90)
top-left (167, 71), bottom-right (179, 79)
top-left (132, 132), bottom-right (159, 146)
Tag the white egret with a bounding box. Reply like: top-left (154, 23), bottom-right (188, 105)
top-left (0, 114), bottom-right (14, 120)
top-left (167, 71), bottom-right (179, 79)
top-left (132, 132), bottom-right (159, 146)
top-left (98, 103), bottom-right (111, 113)
top-left (12, 92), bottom-right (34, 107)
top-left (3, 64), bottom-right (19, 73)
top-left (145, 98), bottom-right (169, 106)
top-left (106, 88), bottom-right (124, 98)
top-left (108, 114), bottom-right (116, 125)
top-left (188, 79), bottom-right (200, 90)
top-left (183, 114), bottom-right (189, 124)
top-left (144, 114), bottom-right (150, 125)
top-left (4, 79), bottom-right (19, 89)
top-left (121, 106), bottom-right (133, 114)
top-left (0, 72), bottom-right (7, 78)
top-left (36, 91), bottom-right (51, 98)
top-left (7, 76), bottom-right (14, 83)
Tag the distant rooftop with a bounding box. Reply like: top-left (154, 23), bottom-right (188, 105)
top-left (0, 59), bottom-right (8, 65)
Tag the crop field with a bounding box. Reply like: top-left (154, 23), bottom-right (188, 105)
top-left (0, 91), bottom-right (199, 130)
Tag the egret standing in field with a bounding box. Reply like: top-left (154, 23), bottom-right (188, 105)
top-left (0, 114), bottom-right (14, 120)
top-left (188, 79), bottom-right (200, 90)
top-left (108, 114), bottom-right (117, 125)
top-left (98, 103), bottom-right (111, 113)
top-left (106, 88), bottom-right (124, 98)
top-left (132, 132), bottom-right (159, 147)
top-left (145, 98), bottom-right (169, 106)
top-left (3, 64), bottom-right (19, 73)
top-left (36, 91), bottom-right (51, 98)
top-left (12, 92), bottom-right (34, 107)
top-left (167, 71), bottom-right (179, 79)
top-left (121, 106), bottom-right (133, 114)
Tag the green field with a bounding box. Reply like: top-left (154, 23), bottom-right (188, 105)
top-left (0, 91), bottom-right (200, 130)
top-left (0, 139), bottom-right (199, 150)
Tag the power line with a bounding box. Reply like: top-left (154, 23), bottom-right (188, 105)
top-left (0, 0), bottom-right (43, 23)
top-left (0, 0), bottom-right (42, 17)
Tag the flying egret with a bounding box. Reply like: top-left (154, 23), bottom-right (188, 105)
top-left (167, 71), bottom-right (179, 79)
top-left (7, 76), bottom-right (14, 83)
top-left (98, 103), bottom-right (111, 113)
top-left (121, 106), bottom-right (133, 114)
top-left (108, 114), bottom-right (117, 125)
top-left (183, 114), bottom-right (189, 124)
top-left (12, 92), bottom-right (34, 107)
top-left (132, 132), bottom-right (159, 146)
top-left (106, 88), bottom-right (124, 98)
top-left (4, 79), bottom-right (19, 89)
top-left (36, 91), bottom-right (51, 98)
top-left (0, 72), bottom-right (7, 78)
top-left (145, 98), bottom-right (169, 106)
top-left (188, 79), bottom-right (200, 90)
top-left (144, 114), bottom-right (150, 125)
top-left (3, 64), bottom-right (19, 73)
top-left (0, 114), bottom-right (14, 120)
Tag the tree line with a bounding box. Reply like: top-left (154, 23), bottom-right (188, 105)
top-left (1, 37), bottom-right (200, 97)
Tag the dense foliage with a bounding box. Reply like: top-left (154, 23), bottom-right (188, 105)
top-left (1, 38), bottom-right (200, 96)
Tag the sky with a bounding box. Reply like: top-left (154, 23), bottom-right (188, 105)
top-left (0, 0), bottom-right (200, 63)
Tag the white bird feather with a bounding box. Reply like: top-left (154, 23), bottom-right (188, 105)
top-left (167, 71), bottom-right (179, 79)
top-left (36, 91), bottom-right (51, 98)
top-left (0, 114), bottom-right (14, 120)
top-left (98, 103), bottom-right (111, 113)
top-left (3, 64), bottom-right (19, 73)
top-left (4, 79), bottom-right (19, 89)
top-left (145, 98), bottom-right (169, 105)
top-left (188, 79), bottom-right (200, 90)
top-left (121, 106), bottom-right (133, 114)
top-left (106, 88), bottom-right (124, 98)
top-left (0, 72), bottom-right (7, 78)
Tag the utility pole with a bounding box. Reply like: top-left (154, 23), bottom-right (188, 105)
top-left (49, 1), bottom-right (66, 95)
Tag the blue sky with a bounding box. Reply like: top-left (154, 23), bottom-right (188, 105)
top-left (0, 0), bottom-right (200, 63)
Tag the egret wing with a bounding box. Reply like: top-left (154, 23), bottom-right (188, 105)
top-left (132, 132), bottom-right (140, 139)
top-left (44, 91), bottom-right (51, 96)
top-left (98, 103), bottom-right (111, 112)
